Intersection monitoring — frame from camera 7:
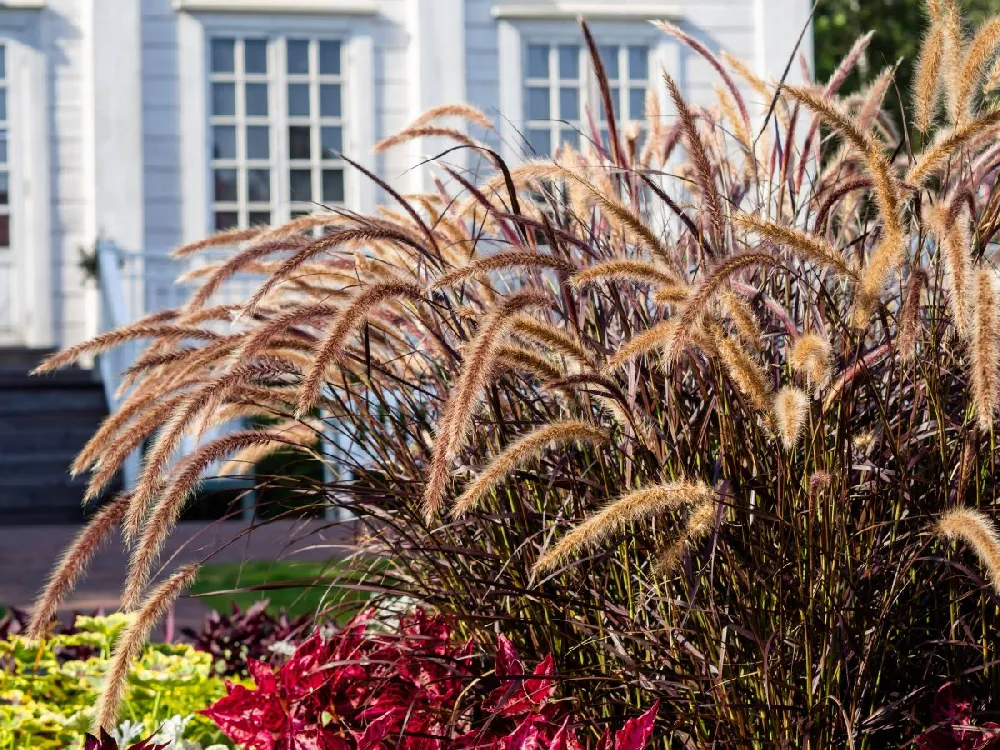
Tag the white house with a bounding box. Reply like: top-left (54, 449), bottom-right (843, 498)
top-left (0, 0), bottom-right (811, 518)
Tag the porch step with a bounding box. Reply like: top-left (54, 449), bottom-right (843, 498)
top-left (0, 347), bottom-right (119, 523)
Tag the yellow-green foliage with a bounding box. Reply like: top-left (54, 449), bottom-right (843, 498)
top-left (0, 614), bottom-right (233, 749)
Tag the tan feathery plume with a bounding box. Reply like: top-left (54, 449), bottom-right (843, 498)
top-left (664, 253), bottom-right (783, 364)
top-left (914, 1), bottom-right (946, 132)
top-left (663, 72), bottom-right (724, 244)
top-left (955, 17), bottom-right (1000, 125)
top-left (123, 430), bottom-right (295, 610)
top-left (31, 325), bottom-right (219, 375)
top-left (430, 252), bottom-right (576, 290)
top-left (495, 344), bottom-right (564, 382)
top-left (721, 51), bottom-right (775, 113)
top-left (983, 55), bottom-right (1000, 95)
top-left (774, 386), bottom-right (810, 450)
top-left (906, 109), bottom-right (1000, 186)
top-left (26, 494), bottom-right (130, 640)
top-left (639, 87), bottom-right (663, 166)
top-left (570, 260), bottom-right (683, 290)
top-left (790, 333), bottom-right (833, 392)
top-left (93, 564), bottom-right (199, 733)
top-left (931, 204), bottom-right (973, 338)
top-left (854, 225), bottom-right (907, 327)
top-left (656, 499), bottom-right (717, 577)
top-left (510, 315), bottom-right (594, 367)
top-left (940, 0), bottom-right (964, 124)
top-left (654, 20), bottom-right (751, 135)
top-left (717, 336), bottom-right (773, 415)
top-left (451, 421), bottom-right (609, 518)
top-left (937, 507), bottom-right (1000, 594)
top-left (783, 85), bottom-right (901, 240)
top-left (423, 291), bottom-right (549, 519)
top-left (373, 125), bottom-right (482, 154)
top-left (735, 214), bottom-right (857, 280)
top-left (719, 291), bottom-right (763, 351)
top-left (124, 390), bottom-right (211, 541)
top-left (606, 321), bottom-right (679, 371)
top-left (182, 235), bottom-right (314, 311)
top-left (170, 227), bottom-right (262, 258)
top-left (217, 423), bottom-right (319, 476)
top-left (297, 281), bottom-right (423, 416)
top-left (533, 481), bottom-right (715, 574)
top-left (406, 103), bottom-right (494, 131)
top-left (84, 394), bottom-right (188, 503)
top-left (899, 268), bottom-right (929, 360)
top-left (970, 268), bottom-right (1000, 431)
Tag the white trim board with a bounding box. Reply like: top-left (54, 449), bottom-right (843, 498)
top-left (174, 0), bottom-right (378, 14)
top-left (492, 4), bottom-right (682, 21)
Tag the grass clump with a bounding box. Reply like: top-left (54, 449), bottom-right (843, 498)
top-left (30, 1), bottom-right (1000, 744)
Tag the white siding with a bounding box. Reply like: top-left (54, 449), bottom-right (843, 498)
top-left (37, 0), bottom-right (809, 349)
top-left (45, 0), bottom-right (90, 347)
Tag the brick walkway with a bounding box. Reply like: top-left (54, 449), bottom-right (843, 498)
top-left (0, 518), bottom-right (356, 633)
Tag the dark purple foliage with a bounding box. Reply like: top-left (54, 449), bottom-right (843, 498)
top-left (181, 600), bottom-right (309, 676)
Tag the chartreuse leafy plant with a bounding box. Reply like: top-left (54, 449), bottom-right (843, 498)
top-left (26, 0), bottom-right (1000, 745)
top-left (0, 614), bottom-right (232, 749)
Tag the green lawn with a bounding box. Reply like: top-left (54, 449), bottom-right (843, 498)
top-left (189, 559), bottom-right (385, 620)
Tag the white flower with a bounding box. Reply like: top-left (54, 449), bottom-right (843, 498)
top-left (149, 714), bottom-right (194, 749)
top-left (111, 720), bottom-right (144, 747)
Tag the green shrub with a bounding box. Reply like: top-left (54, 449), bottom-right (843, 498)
top-left (0, 614), bottom-right (233, 749)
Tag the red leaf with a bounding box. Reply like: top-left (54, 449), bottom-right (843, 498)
top-left (495, 634), bottom-right (525, 677)
top-left (614, 702), bottom-right (659, 750)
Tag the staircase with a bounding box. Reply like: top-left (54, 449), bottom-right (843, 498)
top-left (0, 347), bottom-right (117, 524)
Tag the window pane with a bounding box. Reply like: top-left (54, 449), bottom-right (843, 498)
top-left (211, 38), bottom-right (235, 73)
top-left (214, 168), bottom-right (238, 201)
top-left (526, 87), bottom-right (549, 120)
top-left (559, 88), bottom-right (579, 119)
top-left (526, 45), bottom-right (549, 78)
top-left (0, 173), bottom-right (8, 204)
top-left (243, 40), bottom-right (267, 74)
top-left (322, 169), bottom-right (344, 202)
top-left (0, 90), bottom-right (7, 122)
top-left (247, 168), bottom-right (270, 202)
top-left (246, 126), bottom-right (269, 159)
top-left (0, 47), bottom-right (7, 81)
top-left (245, 83), bottom-right (268, 116)
top-left (319, 41), bottom-right (341, 75)
top-left (527, 128), bottom-right (550, 155)
top-left (212, 125), bottom-right (236, 160)
top-left (600, 46), bottom-right (619, 79)
top-left (629, 88), bottom-right (646, 119)
top-left (287, 40), bottom-right (310, 75)
top-left (212, 83), bottom-right (235, 116)
top-left (248, 211), bottom-right (271, 227)
top-left (0, 131), bottom-right (8, 164)
top-left (289, 126), bottom-right (311, 159)
top-left (319, 84), bottom-right (341, 117)
top-left (290, 169), bottom-right (312, 201)
top-left (215, 211), bottom-right (239, 230)
top-left (288, 84), bottom-right (310, 117)
top-left (0, 215), bottom-right (9, 247)
top-left (321, 126), bottom-right (343, 157)
top-left (628, 46), bottom-right (648, 79)
top-left (558, 45), bottom-right (579, 79)
top-left (558, 127), bottom-right (580, 150)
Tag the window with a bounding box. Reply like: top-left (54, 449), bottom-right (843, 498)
top-left (522, 41), bottom-right (650, 156)
top-left (208, 35), bottom-right (349, 231)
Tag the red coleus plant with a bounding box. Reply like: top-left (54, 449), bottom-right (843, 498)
top-left (203, 611), bottom-right (658, 750)
top-left (913, 684), bottom-right (1000, 750)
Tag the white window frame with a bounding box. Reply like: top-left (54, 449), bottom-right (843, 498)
top-left (497, 19), bottom-right (678, 165)
top-left (0, 7), bottom-right (50, 347)
top-left (178, 11), bottom-right (376, 246)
